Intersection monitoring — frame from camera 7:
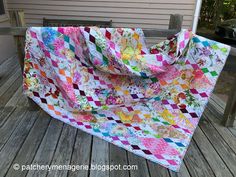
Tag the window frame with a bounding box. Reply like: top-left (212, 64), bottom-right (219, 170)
top-left (0, 0), bottom-right (9, 22)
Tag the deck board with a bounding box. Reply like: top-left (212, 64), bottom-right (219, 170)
top-left (128, 152), bottom-right (150, 177)
top-left (68, 131), bottom-right (92, 177)
top-left (16, 90), bottom-right (29, 107)
top-left (0, 55), bottom-right (19, 86)
top-left (229, 127), bottom-right (236, 138)
top-left (193, 127), bottom-right (233, 177)
top-left (184, 139), bottom-right (215, 177)
top-left (0, 110), bottom-right (39, 177)
top-left (0, 106), bottom-right (15, 127)
top-left (47, 124), bottom-right (77, 177)
top-left (110, 144), bottom-right (130, 177)
top-left (5, 111), bottom-right (51, 177)
top-left (0, 68), bottom-right (21, 97)
top-left (169, 162), bottom-right (191, 177)
top-left (5, 87), bottom-right (24, 107)
top-left (1, 56), bottom-right (236, 177)
top-left (204, 107), bottom-right (236, 153)
top-left (90, 137), bottom-right (110, 177)
top-left (147, 161), bottom-right (170, 177)
top-left (199, 114), bottom-right (236, 175)
top-left (209, 97), bottom-right (236, 137)
top-left (26, 118), bottom-right (63, 177)
top-left (0, 108), bottom-right (27, 150)
top-left (0, 74), bottom-right (22, 107)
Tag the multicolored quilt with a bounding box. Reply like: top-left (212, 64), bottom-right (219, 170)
top-left (23, 27), bottom-right (230, 171)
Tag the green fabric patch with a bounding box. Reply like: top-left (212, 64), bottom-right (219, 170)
top-left (210, 71), bottom-right (218, 76)
top-left (202, 68), bottom-right (209, 73)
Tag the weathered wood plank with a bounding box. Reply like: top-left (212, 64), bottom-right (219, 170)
top-left (0, 55), bottom-right (18, 71)
top-left (208, 94), bottom-right (225, 116)
top-left (230, 47), bottom-right (236, 56)
top-left (0, 27), bottom-right (27, 36)
top-left (169, 162), bottom-right (190, 177)
top-left (0, 54), bottom-right (15, 69)
top-left (0, 27), bottom-right (179, 37)
top-left (68, 130), bottom-right (92, 177)
top-left (27, 97), bottom-right (41, 110)
top-left (5, 87), bottom-right (23, 107)
top-left (210, 94), bottom-right (226, 110)
top-left (184, 139), bottom-right (215, 177)
top-left (228, 127), bottom-right (236, 138)
top-left (168, 14), bottom-right (183, 30)
top-left (0, 68), bottom-right (21, 97)
top-left (193, 126), bottom-right (233, 177)
top-left (209, 84), bottom-right (235, 128)
top-left (147, 161), bottom-right (170, 177)
top-left (149, 158), bottom-right (191, 177)
top-left (16, 92), bottom-right (29, 107)
top-left (43, 18), bottom-right (112, 27)
top-left (0, 110), bottom-right (39, 177)
top-left (0, 108), bottom-right (27, 150)
top-left (0, 106), bottom-right (15, 127)
top-left (0, 75), bottom-right (23, 107)
top-left (222, 77), bottom-right (236, 127)
top-left (26, 118), bottom-right (63, 177)
top-left (204, 94), bottom-right (236, 138)
top-left (0, 55), bottom-right (19, 85)
top-left (5, 111), bottom-right (51, 177)
top-left (109, 144), bottom-right (129, 177)
top-left (204, 107), bottom-right (236, 154)
top-left (199, 114), bottom-right (236, 175)
top-left (90, 137), bottom-right (109, 177)
top-left (144, 29), bottom-right (179, 37)
top-left (47, 124), bottom-right (77, 177)
top-left (10, 10), bottom-right (26, 73)
top-left (128, 152), bottom-right (150, 177)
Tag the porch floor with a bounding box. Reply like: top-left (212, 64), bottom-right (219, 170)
top-left (0, 56), bottom-right (236, 177)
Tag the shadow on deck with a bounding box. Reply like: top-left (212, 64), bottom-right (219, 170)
top-left (0, 56), bottom-right (236, 177)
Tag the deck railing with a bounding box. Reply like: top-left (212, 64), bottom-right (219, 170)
top-left (0, 14), bottom-right (235, 127)
top-left (0, 27), bottom-right (181, 37)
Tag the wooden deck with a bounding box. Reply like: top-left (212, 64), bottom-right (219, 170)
top-left (0, 56), bottom-right (236, 177)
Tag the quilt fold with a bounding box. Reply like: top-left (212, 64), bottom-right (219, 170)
top-left (23, 27), bottom-right (230, 171)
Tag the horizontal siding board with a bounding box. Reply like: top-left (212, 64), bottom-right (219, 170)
top-left (45, 0), bottom-right (195, 4)
top-left (8, 1), bottom-right (195, 9)
top-left (8, 0), bottom-right (195, 5)
top-left (8, 5), bottom-right (194, 15)
top-left (7, 0), bottom-right (195, 29)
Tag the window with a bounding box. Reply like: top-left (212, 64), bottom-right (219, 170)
top-left (0, 0), bottom-right (5, 15)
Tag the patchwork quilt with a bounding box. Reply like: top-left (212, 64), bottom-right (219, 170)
top-left (23, 27), bottom-right (230, 171)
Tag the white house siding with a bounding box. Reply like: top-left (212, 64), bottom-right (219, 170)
top-left (7, 0), bottom-right (196, 45)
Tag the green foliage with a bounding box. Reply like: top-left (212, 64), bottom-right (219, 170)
top-left (199, 0), bottom-right (236, 29)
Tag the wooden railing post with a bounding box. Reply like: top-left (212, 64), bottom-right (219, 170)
top-left (168, 14), bottom-right (183, 31)
top-left (9, 10), bottom-right (40, 110)
top-left (222, 75), bottom-right (236, 127)
top-left (221, 48), bottom-right (236, 127)
top-left (9, 10), bottom-right (26, 72)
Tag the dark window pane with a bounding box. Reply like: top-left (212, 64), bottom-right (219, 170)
top-left (0, 0), bottom-right (5, 15)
